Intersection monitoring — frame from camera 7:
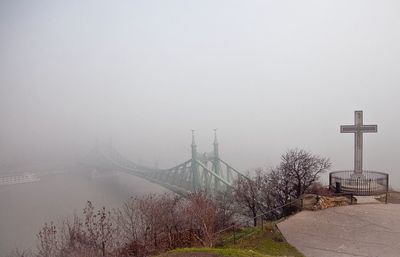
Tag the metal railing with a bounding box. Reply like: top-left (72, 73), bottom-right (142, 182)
top-left (329, 170), bottom-right (389, 196)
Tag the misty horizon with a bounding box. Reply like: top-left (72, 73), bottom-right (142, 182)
top-left (1, 0), bottom-right (400, 188)
top-left (2, 1), bottom-right (400, 256)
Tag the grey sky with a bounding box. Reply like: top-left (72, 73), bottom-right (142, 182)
top-left (1, 0), bottom-right (399, 186)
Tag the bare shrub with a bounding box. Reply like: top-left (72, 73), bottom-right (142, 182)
top-left (307, 181), bottom-right (331, 196)
top-left (36, 222), bottom-right (59, 257)
top-left (184, 191), bottom-right (219, 247)
top-left (7, 248), bottom-right (32, 257)
top-left (116, 193), bottom-right (192, 256)
top-left (82, 201), bottom-right (119, 256)
top-left (36, 201), bottom-right (121, 257)
top-left (32, 150), bottom-right (330, 257)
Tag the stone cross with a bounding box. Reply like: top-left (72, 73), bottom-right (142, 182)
top-left (340, 110), bottom-right (377, 175)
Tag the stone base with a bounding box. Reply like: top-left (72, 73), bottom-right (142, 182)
top-left (350, 173), bottom-right (365, 180)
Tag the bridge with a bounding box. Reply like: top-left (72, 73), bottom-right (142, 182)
top-left (84, 131), bottom-right (247, 195)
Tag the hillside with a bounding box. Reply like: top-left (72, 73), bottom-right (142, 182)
top-left (158, 225), bottom-right (304, 257)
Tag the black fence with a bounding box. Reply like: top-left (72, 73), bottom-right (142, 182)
top-left (329, 170), bottom-right (389, 196)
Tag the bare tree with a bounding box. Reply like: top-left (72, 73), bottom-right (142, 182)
top-left (279, 148), bottom-right (331, 198)
top-left (268, 167), bottom-right (294, 206)
top-left (256, 170), bottom-right (280, 220)
top-left (261, 149), bottom-right (331, 217)
top-left (214, 190), bottom-right (237, 230)
top-left (114, 197), bottom-right (144, 243)
top-left (232, 172), bottom-right (263, 227)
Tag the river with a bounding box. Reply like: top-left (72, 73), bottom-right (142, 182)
top-left (0, 170), bottom-right (166, 256)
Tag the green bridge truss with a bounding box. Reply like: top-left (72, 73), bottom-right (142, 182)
top-left (85, 131), bottom-right (247, 195)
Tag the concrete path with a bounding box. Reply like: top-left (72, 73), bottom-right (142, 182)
top-left (278, 204), bottom-right (400, 257)
top-left (354, 196), bottom-right (381, 204)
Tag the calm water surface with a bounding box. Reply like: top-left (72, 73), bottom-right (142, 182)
top-left (0, 170), bottom-right (165, 256)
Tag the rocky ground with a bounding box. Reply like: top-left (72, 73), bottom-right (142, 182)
top-left (301, 194), bottom-right (354, 210)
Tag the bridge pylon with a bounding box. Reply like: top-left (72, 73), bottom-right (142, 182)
top-left (84, 132), bottom-right (248, 196)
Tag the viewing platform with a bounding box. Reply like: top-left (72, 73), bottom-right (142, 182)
top-left (329, 170), bottom-right (389, 196)
top-left (331, 111), bottom-right (389, 196)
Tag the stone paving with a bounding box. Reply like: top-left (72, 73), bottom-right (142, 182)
top-left (278, 204), bottom-right (400, 257)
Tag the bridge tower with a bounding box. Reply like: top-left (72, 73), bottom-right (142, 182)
top-left (191, 130), bottom-right (200, 189)
top-left (87, 131), bottom-right (248, 196)
top-left (212, 129), bottom-right (221, 191)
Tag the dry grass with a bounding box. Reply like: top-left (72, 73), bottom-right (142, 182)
top-left (157, 224), bottom-right (304, 257)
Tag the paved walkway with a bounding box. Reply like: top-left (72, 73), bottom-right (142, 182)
top-left (278, 204), bottom-right (400, 257)
top-left (354, 196), bottom-right (381, 204)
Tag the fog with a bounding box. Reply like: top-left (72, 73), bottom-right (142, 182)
top-left (1, 0), bottom-right (400, 184)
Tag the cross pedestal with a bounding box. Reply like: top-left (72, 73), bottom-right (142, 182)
top-left (329, 111), bottom-right (387, 196)
top-left (340, 111), bottom-right (377, 178)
